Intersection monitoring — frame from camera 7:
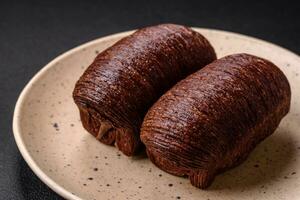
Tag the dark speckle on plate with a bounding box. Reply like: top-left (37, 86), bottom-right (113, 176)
top-left (168, 183), bottom-right (173, 187)
top-left (88, 177), bottom-right (93, 180)
top-left (52, 122), bottom-right (59, 131)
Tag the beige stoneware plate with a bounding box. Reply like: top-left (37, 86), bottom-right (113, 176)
top-left (13, 28), bottom-right (300, 200)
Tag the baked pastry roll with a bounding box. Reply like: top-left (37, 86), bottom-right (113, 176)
top-left (141, 53), bottom-right (291, 188)
top-left (73, 24), bottom-right (216, 156)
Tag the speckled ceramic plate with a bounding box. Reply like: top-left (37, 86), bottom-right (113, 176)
top-left (13, 28), bottom-right (300, 200)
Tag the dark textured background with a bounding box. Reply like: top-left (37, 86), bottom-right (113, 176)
top-left (0, 0), bottom-right (299, 199)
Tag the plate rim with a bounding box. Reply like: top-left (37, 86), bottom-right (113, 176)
top-left (12, 27), bottom-right (300, 200)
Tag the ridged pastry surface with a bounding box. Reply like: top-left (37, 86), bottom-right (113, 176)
top-left (141, 53), bottom-right (291, 188)
top-left (73, 24), bottom-right (216, 156)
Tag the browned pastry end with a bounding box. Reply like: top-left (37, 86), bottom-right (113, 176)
top-left (141, 53), bottom-right (291, 188)
top-left (73, 24), bottom-right (217, 156)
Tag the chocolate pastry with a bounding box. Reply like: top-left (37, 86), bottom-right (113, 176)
top-left (141, 53), bottom-right (291, 188)
top-left (73, 24), bottom-right (216, 156)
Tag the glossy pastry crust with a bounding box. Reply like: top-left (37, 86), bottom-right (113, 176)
top-left (73, 24), bottom-right (216, 156)
top-left (141, 53), bottom-right (291, 188)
